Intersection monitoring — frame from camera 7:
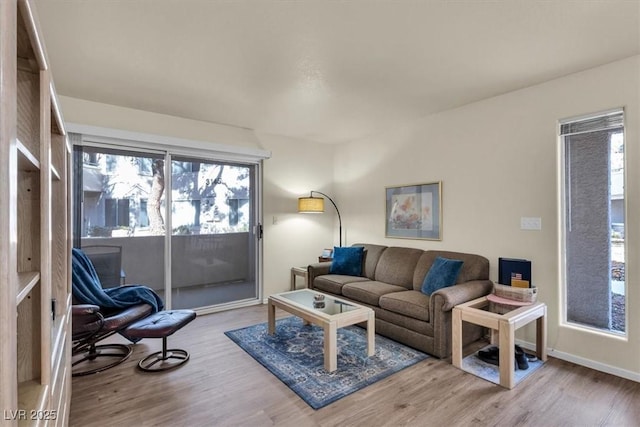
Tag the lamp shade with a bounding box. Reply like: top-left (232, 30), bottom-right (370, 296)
top-left (298, 196), bottom-right (324, 213)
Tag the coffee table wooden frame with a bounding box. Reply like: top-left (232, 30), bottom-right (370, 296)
top-left (268, 289), bottom-right (375, 372)
top-left (452, 296), bottom-right (547, 389)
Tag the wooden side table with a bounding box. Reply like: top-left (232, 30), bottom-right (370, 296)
top-left (290, 266), bottom-right (308, 290)
top-left (452, 296), bottom-right (547, 389)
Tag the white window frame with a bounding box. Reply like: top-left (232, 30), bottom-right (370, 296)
top-left (558, 107), bottom-right (627, 337)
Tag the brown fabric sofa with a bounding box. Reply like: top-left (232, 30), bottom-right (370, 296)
top-left (307, 243), bottom-right (493, 358)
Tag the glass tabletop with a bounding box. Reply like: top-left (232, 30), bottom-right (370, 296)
top-left (279, 289), bottom-right (361, 315)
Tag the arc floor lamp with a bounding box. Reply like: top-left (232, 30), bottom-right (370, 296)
top-left (298, 191), bottom-right (343, 247)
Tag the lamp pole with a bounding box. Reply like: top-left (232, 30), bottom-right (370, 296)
top-left (311, 191), bottom-right (342, 247)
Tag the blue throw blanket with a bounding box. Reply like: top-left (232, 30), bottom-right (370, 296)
top-left (72, 248), bottom-right (164, 314)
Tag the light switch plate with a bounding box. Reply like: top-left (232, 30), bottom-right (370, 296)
top-left (521, 217), bottom-right (542, 230)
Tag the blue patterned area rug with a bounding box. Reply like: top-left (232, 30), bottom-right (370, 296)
top-left (224, 316), bottom-right (428, 409)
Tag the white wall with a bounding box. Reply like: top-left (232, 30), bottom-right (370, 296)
top-left (257, 132), bottom-right (337, 298)
top-left (333, 55), bottom-right (640, 378)
top-left (59, 96), bottom-right (262, 149)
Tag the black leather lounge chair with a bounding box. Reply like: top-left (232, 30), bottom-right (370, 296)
top-left (71, 247), bottom-right (162, 377)
top-left (71, 248), bottom-right (195, 375)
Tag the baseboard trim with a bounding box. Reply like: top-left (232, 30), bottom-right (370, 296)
top-left (195, 298), bottom-right (262, 316)
top-left (516, 339), bottom-right (640, 383)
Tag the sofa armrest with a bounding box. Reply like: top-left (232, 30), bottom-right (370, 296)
top-left (428, 279), bottom-right (493, 358)
top-left (307, 262), bottom-right (332, 289)
top-left (430, 280), bottom-right (494, 312)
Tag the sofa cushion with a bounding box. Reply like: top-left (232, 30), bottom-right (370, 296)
top-left (379, 290), bottom-right (429, 322)
top-left (374, 247), bottom-right (424, 289)
top-left (313, 275), bottom-right (369, 295)
top-left (329, 246), bottom-right (364, 276)
top-left (420, 256), bottom-right (464, 295)
top-left (353, 243), bottom-right (388, 280)
top-left (342, 281), bottom-right (407, 306)
top-left (413, 250), bottom-right (490, 290)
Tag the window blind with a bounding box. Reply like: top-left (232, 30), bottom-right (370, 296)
top-left (560, 110), bottom-right (624, 136)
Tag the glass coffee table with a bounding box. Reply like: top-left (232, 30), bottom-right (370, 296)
top-left (268, 289), bottom-right (375, 372)
top-left (451, 295), bottom-right (547, 389)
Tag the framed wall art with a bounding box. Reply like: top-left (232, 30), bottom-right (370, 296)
top-left (385, 181), bottom-right (442, 240)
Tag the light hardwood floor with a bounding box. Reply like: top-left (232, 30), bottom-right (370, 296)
top-left (70, 305), bottom-right (640, 427)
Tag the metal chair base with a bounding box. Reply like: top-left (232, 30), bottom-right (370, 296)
top-left (72, 343), bottom-right (132, 377)
top-left (137, 337), bottom-right (190, 372)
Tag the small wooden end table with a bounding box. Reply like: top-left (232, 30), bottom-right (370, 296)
top-left (290, 266), bottom-right (307, 290)
top-left (452, 296), bottom-right (547, 389)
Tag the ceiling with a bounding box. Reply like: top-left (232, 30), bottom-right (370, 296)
top-left (35, 1), bottom-right (640, 144)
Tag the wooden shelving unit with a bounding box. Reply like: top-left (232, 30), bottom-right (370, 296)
top-left (1, 1), bottom-right (72, 425)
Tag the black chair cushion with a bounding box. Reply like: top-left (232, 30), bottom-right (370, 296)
top-left (124, 310), bottom-right (196, 340)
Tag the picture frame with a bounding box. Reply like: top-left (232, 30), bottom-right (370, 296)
top-left (321, 248), bottom-right (334, 258)
top-left (385, 181), bottom-right (442, 240)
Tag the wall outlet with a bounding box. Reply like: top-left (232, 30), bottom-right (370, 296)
top-left (272, 216), bottom-right (278, 225)
top-left (521, 217), bottom-right (542, 230)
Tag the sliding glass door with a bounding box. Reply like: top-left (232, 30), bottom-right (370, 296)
top-left (73, 139), bottom-right (260, 311)
top-left (169, 156), bottom-right (258, 309)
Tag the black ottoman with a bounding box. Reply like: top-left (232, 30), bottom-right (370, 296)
top-left (124, 310), bottom-right (197, 372)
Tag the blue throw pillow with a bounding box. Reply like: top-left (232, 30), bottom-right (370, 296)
top-left (329, 246), bottom-right (364, 276)
top-left (421, 256), bottom-right (464, 295)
